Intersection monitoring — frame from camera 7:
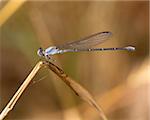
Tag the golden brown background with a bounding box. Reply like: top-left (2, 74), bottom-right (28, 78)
top-left (1, 1), bottom-right (149, 120)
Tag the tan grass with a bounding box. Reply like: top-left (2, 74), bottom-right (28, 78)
top-left (0, 61), bottom-right (43, 120)
top-left (0, 0), bottom-right (26, 27)
top-left (0, 60), bottom-right (108, 120)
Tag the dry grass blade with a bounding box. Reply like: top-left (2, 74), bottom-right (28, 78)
top-left (0, 0), bottom-right (26, 27)
top-left (0, 61), bottom-right (44, 120)
top-left (44, 61), bottom-right (108, 120)
top-left (0, 60), bottom-right (107, 120)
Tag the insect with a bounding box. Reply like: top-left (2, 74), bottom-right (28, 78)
top-left (37, 31), bottom-right (135, 60)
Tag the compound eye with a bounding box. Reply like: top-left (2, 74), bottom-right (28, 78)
top-left (37, 48), bottom-right (44, 57)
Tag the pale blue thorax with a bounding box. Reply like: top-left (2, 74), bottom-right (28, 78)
top-left (44, 46), bottom-right (63, 56)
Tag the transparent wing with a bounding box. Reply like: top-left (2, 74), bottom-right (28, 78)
top-left (57, 31), bottom-right (112, 49)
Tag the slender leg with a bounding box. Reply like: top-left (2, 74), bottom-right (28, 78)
top-left (45, 55), bottom-right (51, 60)
top-left (45, 55), bottom-right (56, 62)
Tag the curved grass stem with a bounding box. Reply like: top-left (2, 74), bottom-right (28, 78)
top-left (43, 61), bottom-right (108, 120)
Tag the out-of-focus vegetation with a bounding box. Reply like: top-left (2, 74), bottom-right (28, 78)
top-left (0, 1), bottom-right (149, 120)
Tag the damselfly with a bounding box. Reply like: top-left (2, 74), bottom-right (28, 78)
top-left (37, 31), bottom-right (135, 60)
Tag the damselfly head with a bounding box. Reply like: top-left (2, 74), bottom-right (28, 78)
top-left (37, 48), bottom-right (44, 57)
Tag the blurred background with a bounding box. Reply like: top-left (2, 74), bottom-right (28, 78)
top-left (0, 1), bottom-right (149, 120)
